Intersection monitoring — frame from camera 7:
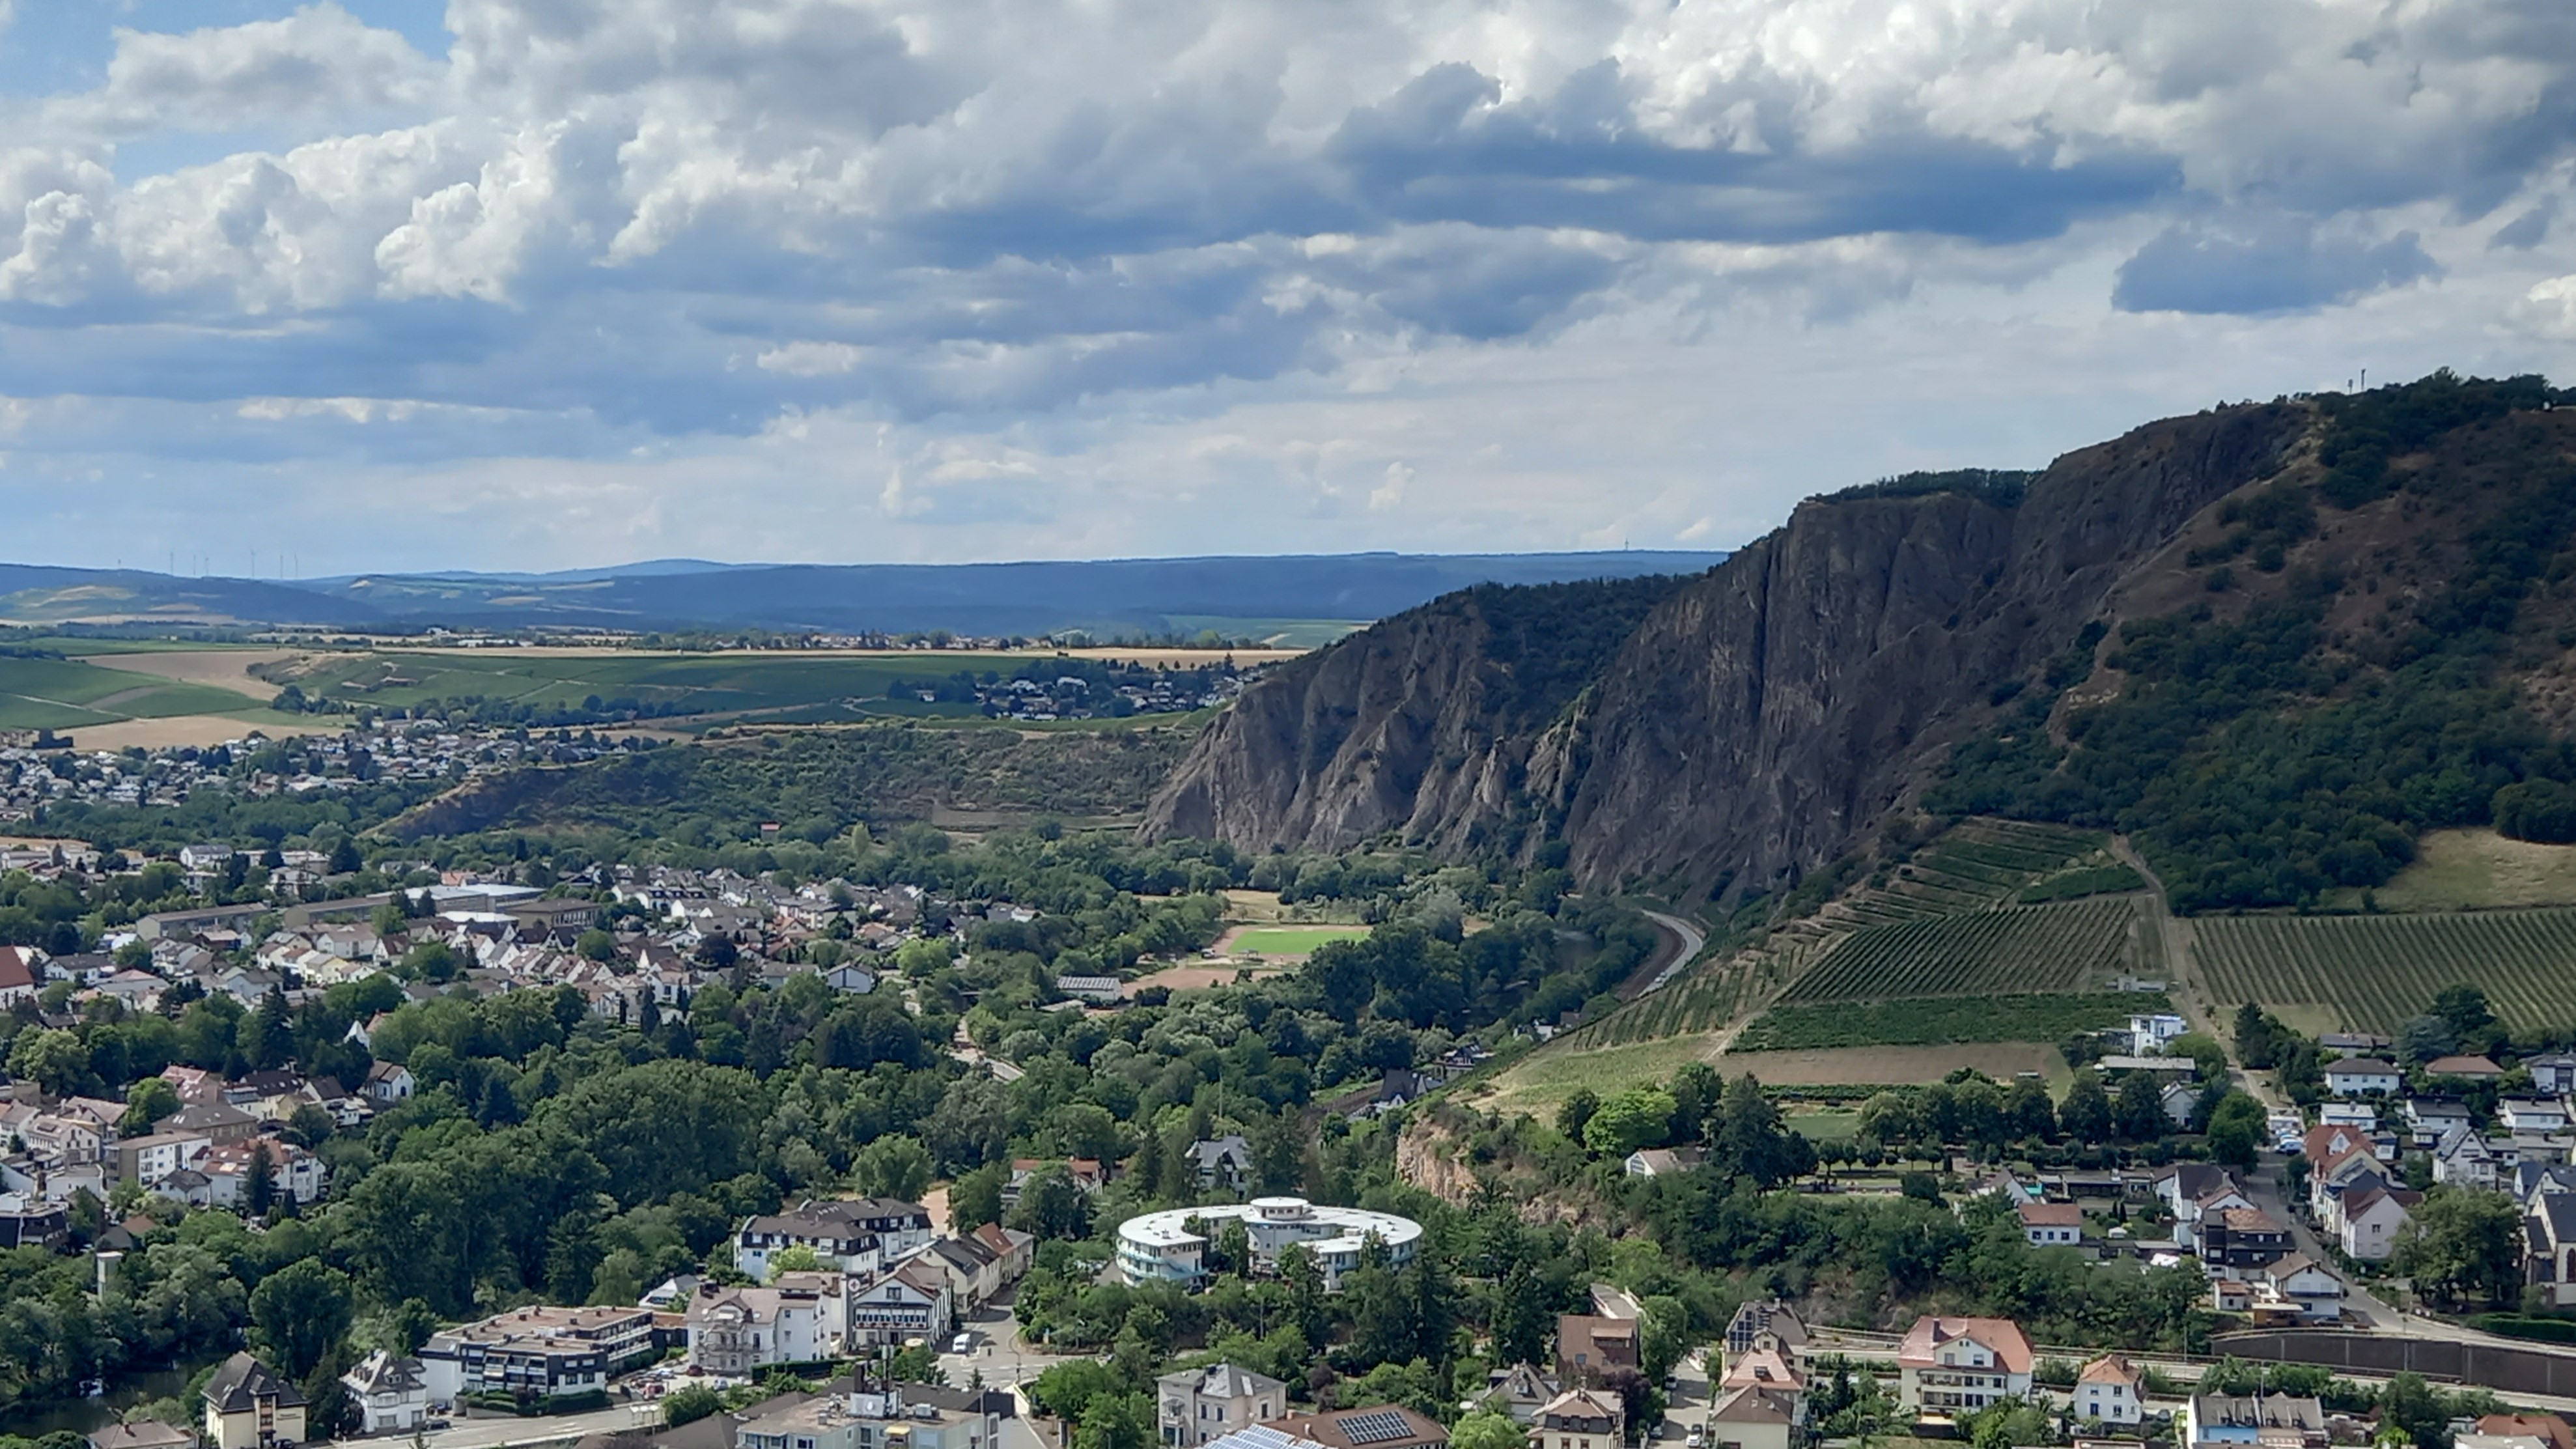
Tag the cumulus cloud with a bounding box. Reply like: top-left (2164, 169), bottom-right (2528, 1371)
top-left (0, 0), bottom-right (2573, 567)
top-left (2112, 217), bottom-right (2440, 315)
top-left (63, 5), bottom-right (440, 138)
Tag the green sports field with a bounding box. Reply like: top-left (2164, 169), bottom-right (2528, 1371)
top-left (1228, 925), bottom-right (1371, 957)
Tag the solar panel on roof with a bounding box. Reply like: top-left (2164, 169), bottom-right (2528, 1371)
top-left (1336, 1411), bottom-right (1414, 1445)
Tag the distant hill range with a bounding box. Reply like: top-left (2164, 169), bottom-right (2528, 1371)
top-left (1147, 371), bottom-right (2576, 916)
top-left (0, 552), bottom-right (1730, 641)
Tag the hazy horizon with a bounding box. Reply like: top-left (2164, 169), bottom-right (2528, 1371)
top-left (0, 3), bottom-right (2569, 572)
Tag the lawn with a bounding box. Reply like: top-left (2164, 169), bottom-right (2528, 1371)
top-left (1226, 925), bottom-right (1371, 957)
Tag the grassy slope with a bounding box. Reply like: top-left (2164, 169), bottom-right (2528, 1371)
top-left (2356, 828), bottom-right (2576, 910)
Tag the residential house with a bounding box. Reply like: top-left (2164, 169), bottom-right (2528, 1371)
top-left (2162, 1081), bottom-right (2202, 1127)
top-left (848, 1261), bottom-right (953, 1348)
top-left (88, 1423), bottom-right (195, 1449)
top-left (1261, 1406), bottom-right (1447, 1449)
top-left (2529, 1056), bottom-right (2576, 1097)
top-left (1157, 1364), bottom-right (1289, 1448)
top-left (160, 1065), bottom-right (220, 1104)
top-left (2506, 1100), bottom-right (2572, 1133)
top-left (2182, 1395), bottom-right (2326, 1449)
top-left (115, 1130), bottom-right (210, 1187)
top-left (1720, 1349), bottom-right (1804, 1409)
top-left (2260, 1256), bottom-right (2346, 1323)
top-left (2017, 1201), bottom-right (2084, 1247)
top-left (162, 1103), bottom-right (259, 1146)
top-left (1483, 1365), bottom-right (1561, 1425)
top-left (2405, 1099), bottom-right (2474, 1148)
top-left (2435, 1126), bottom-right (2505, 1190)
top-left (733, 1198), bottom-right (935, 1280)
top-left (418, 1305), bottom-right (664, 1404)
top-left (2157, 1164), bottom-right (2247, 1226)
top-left (0, 946), bottom-right (36, 1009)
top-left (2199, 1208), bottom-right (2293, 1274)
top-left (2074, 1355), bottom-right (2144, 1426)
top-left (2323, 1059), bottom-right (2401, 1097)
top-left (201, 1353), bottom-right (307, 1449)
top-left (201, 1139), bottom-right (327, 1207)
top-left (1554, 1315), bottom-right (1638, 1385)
top-left (1722, 1300), bottom-right (1808, 1360)
top-left (340, 1351), bottom-right (430, 1435)
top-left (1895, 1315), bottom-right (2035, 1416)
top-left (2127, 1013), bottom-right (2189, 1056)
top-left (1529, 1390), bottom-right (1624, 1449)
top-left (916, 1224), bottom-right (1037, 1310)
top-left (2338, 1185), bottom-right (2420, 1262)
top-left (2427, 1056), bottom-right (2506, 1082)
top-left (1704, 1387), bottom-right (1800, 1449)
top-left (732, 1383), bottom-right (1008, 1449)
top-left (1189, 1135), bottom-right (1255, 1191)
top-left (687, 1277), bottom-right (849, 1373)
top-left (2478, 1417), bottom-right (2575, 1449)
top-left (1623, 1147), bottom-right (1703, 1178)
top-left (821, 964), bottom-right (877, 995)
top-left (1004, 1159), bottom-right (1110, 1206)
top-left (2318, 1103), bottom-right (2377, 1129)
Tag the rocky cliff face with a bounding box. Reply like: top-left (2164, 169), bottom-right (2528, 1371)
top-left (1144, 401), bottom-right (2306, 896)
top-left (1143, 576), bottom-right (1687, 856)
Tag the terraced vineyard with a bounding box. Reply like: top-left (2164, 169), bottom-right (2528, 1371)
top-left (1580, 818), bottom-right (2138, 1047)
top-left (2196, 909), bottom-right (2576, 1032)
top-left (1776, 897), bottom-right (2153, 1004)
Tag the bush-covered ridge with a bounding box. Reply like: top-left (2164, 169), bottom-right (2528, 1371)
top-left (1452, 574), bottom-right (1698, 731)
top-left (1932, 370), bottom-right (2576, 912)
top-left (1817, 468), bottom-right (2039, 511)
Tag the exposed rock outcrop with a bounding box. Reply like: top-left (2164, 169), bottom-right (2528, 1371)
top-left (1144, 401), bottom-right (2305, 897)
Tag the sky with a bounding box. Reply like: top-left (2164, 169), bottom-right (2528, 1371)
top-left (1, 1), bottom-right (2575, 574)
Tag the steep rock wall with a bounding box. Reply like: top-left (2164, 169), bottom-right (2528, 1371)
top-left (1146, 402), bottom-right (2304, 895)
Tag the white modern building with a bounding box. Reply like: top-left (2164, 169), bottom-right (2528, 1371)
top-left (1114, 1197), bottom-right (1421, 1290)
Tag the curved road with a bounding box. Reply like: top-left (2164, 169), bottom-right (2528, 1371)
top-left (1624, 909), bottom-right (1709, 998)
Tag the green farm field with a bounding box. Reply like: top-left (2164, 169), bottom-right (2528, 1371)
top-left (1732, 992), bottom-right (2166, 1051)
top-left (2195, 908), bottom-right (2576, 1032)
top-left (1775, 897), bottom-right (2157, 1004)
top-left (0, 655), bottom-right (274, 730)
top-left (280, 649), bottom-right (1057, 722)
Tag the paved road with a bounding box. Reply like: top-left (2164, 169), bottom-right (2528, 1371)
top-left (2241, 1158), bottom-right (2401, 1329)
top-left (1625, 910), bottom-right (1710, 999)
top-left (1657, 1348), bottom-right (1714, 1442)
top-left (415, 1403), bottom-right (657, 1449)
top-left (938, 1294), bottom-right (1087, 1394)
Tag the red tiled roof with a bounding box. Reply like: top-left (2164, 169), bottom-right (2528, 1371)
top-left (1896, 1315), bottom-right (2035, 1374)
